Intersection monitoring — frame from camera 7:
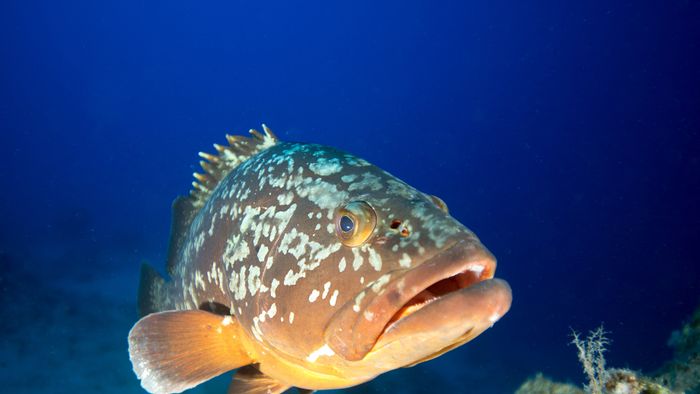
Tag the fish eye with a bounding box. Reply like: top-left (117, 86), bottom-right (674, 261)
top-left (339, 215), bottom-right (355, 233)
top-left (335, 201), bottom-right (377, 247)
top-left (430, 195), bottom-right (449, 213)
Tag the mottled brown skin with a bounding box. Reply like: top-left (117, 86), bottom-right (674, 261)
top-left (137, 138), bottom-right (512, 391)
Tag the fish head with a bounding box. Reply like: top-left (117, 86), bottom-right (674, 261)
top-left (234, 143), bottom-right (511, 384)
top-left (322, 196), bottom-right (512, 371)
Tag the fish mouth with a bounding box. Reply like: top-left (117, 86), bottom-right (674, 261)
top-left (324, 240), bottom-right (512, 362)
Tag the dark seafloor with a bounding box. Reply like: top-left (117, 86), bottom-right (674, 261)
top-left (1, 1), bottom-right (699, 393)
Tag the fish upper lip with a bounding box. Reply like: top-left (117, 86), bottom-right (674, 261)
top-left (324, 239), bottom-right (501, 361)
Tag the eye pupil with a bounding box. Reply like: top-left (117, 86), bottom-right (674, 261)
top-left (339, 215), bottom-right (354, 232)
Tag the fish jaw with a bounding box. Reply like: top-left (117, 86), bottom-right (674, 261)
top-left (371, 278), bottom-right (511, 367)
top-left (324, 239), bottom-right (512, 365)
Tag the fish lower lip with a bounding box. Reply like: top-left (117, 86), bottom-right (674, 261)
top-left (375, 278), bottom-right (512, 348)
top-left (324, 240), bottom-right (503, 361)
top-left (380, 260), bottom-right (495, 333)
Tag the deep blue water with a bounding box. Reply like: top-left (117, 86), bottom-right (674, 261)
top-left (1, 1), bottom-right (698, 393)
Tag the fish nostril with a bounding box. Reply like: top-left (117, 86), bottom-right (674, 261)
top-left (389, 219), bottom-right (410, 237)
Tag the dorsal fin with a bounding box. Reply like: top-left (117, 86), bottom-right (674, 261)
top-left (191, 124), bottom-right (278, 207)
top-left (166, 125), bottom-right (278, 275)
top-left (167, 196), bottom-right (199, 275)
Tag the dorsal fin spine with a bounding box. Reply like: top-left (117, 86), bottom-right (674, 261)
top-left (199, 161), bottom-right (214, 175)
top-left (249, 129), bottom-right (265, 140)
top-left (261, 124), bottom-right (277, 139)
top-left (198, 152), bottom-right (220, 163)
top-left (226, 134), bottom-right (244, 145)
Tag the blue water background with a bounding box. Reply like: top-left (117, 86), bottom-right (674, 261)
top-left (1, 1), bottom-right (699, 393)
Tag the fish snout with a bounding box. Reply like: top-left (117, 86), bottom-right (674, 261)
top-left (324, 240), bottom-right (510, 362)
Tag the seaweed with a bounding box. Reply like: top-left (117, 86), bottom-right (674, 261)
top-left (514, 373), bottom-right (584, 394)
top-left (655, 306), bottom-right (700, 393)
top-left (517, 303), bottom-right (700, 394)
top-left (571, 326), bottom-right (609, 394)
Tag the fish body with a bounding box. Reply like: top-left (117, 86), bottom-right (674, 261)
top-left (128, 126), bottom-right (512, 394)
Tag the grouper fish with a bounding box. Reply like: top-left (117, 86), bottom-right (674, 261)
top-left (128, 125), bottom-right (512, 394)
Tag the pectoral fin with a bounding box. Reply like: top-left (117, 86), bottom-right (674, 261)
top-left (128, 310), bottom-right (253, 394)
top-left (228, 365), bottom-right (291, 394)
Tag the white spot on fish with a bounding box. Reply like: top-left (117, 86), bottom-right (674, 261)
top-left (194, 270), bottom-right (205, 290)
top-left (224, 236), bottom-right (250, 268)
top-left (371, 274), bottom-right (391, 293)
top-left (353, 291), bottom-right (366, 312)
top-left (276, 192), bottom-right (294, 205)
top-left (309, 157), bottom-right (343, 176)
top-left (222, 316), bottom-right (233, 326)
top-left (274, 203), bottom-right (297, 236)
top-left (232, 265), bottom-right (247, 301)
top-left (247, 266), bottom-right (262, 296)
top-left (364, 310), bottom-right (374, 321)
top-left (282, 236), bottom-right (342, 285)
top-left (368, 247), bottom-right (382, 271)
top-left (338, 257), bottom-right (346, 272)
top-left (309, 289), bottom-right (320, 303)
top-left (397, 278), bottom-right (406, 293)
top-left (352, 248), bottom-right (363, 271)
top-left (399, 253), bottom-right (412, 268)
top-left (297, 178), bottom-right (349, 211)
top-left (289, 312), bottom-right (295, 324)
top-left (330, 289), bottom-right (339, 306)
top-left (193, 232), bottom-right (206, 253)
top-left (341, 174), bottom-right (357, 183)
top-left (239, 205), bottom-right (262, 235)
top-left (322, 281), bottom-right (331, 299)
top-left (257, 244), bottom-right (269, 262)
top-left (284, 269), bottom-right (304, 286)
top-left (306, 344), bottom-right (336, 362)
top-left (348, 172), bottom-right (382, 191)
top-left (251, 316), bottom-right (263, 341)
top-left (270, 278), bottom-right (280, 298)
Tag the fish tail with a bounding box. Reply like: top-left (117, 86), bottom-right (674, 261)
top-left (137, 263), bottom-right (167, 317)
